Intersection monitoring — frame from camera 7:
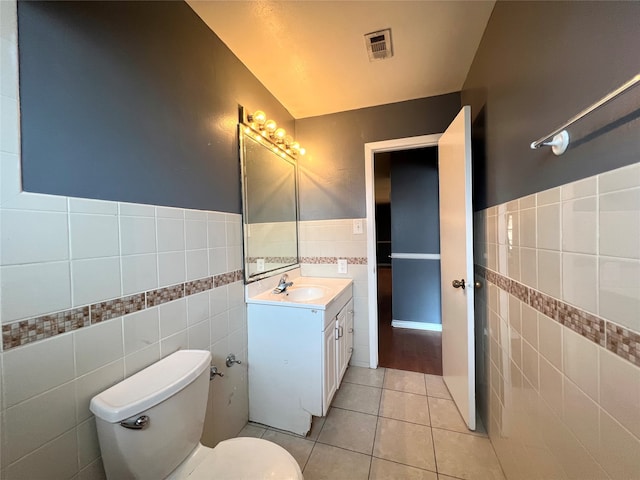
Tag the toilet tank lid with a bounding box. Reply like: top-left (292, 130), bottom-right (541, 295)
top-left (90, 349), bottom-right (211, 423)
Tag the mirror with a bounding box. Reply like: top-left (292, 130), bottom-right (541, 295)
top-left (240, 128), bottom-right (299, 282)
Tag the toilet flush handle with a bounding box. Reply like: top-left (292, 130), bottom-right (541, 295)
top-left (210, 366), bottom-right (224, 380)
top-left (120, 415), bottom-right (150, 430)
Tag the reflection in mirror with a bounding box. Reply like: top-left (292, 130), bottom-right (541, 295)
top-left (240, 128), bottom-right (299, 282)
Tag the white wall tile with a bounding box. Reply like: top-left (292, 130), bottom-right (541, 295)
top-left (599, 257), bottom-right (640, 331)
top-left (520, 247), bottom-right (537, 288)
top-left (74, 359), bottom-right (124, 423)
top-left (599, 188), bottom-right (640, 259)
top-left (522, 340), bottom-right (539, 389)
top-left (210, 311), bottom-right (229, 345)
top-left (123, 308), bottom-right (159, 356)
top-left (156, 206), bottom-right (184, 219)
top-left (160, 330), bottom-right (188, 357)
top-left (2, 333), bottom-right (75, 407)
top-left (77, 417), bottom-right (100, 469)
top-left (74, 319), bottom-right (124, 376)
top-left (597, 410), bottom-right (640, 480)
top-left (520, 194), bottom-right (536, 209)
top-left (207, 221), bottom-right (226, 248)
top-left (537, 186), bottom-right (560, 206)
top-left (120, 216), bottom-right (156, 255)
top-left (70, 214), bottom-right (120, 260)
top-left (4, 429), bottom-right (78, 480)
top-left (1, 261), bottom-right (71, 322)
top-left (537, 204), bottom-right (560, 251)
top-left (563, 377), bottom-right (600, 455)
top-left (562, 177), bottom-right (597, 200)
top-left (225, 217), bottom-right (242, 247)
top-left (185, 209), bottom-right (207, 221)
top-left (119, 202), bottom-right (155, 217)
top-left (1, 191), bottom-right (68, 212)
top-left (227, 245), bottom-right (243, 271)
top-left (562, 197), bottom-right (597, 254)
top-left (125, 342), bottom-right (160, 377)
top-left (1, 209), bottom-right (69, 265)
top-left (599, 163), bottom-right (640, 193)
top-left (69, 198), bottom-right (117, 215)
top-left (537, 250), bottom-right (561, 298)
top-left (0, 36), bottom-right (17, 98)
top-left (185, 219), bottom-right (207, 250)
top-left (562, 253), bottom-right (597, 313)
top-left (188, 320), bottom-right (210, 350)
top-left (158, 251), bottom-right (186, 287)
top-left (3, 382), bottom-right (76, 466)
top-left (208, 247), bottom-right (227, 275)
top-left (0, 152), bottom-right (20, 205)
top-left (519, 208), bottom-right (536, 248)
top-left (121, 253), bottom-right (158, 295)
top-left (157, 217), bottom-right (185, 252)
top-left (186, 249), bottom-right (208, 281)
top-left (563, 329), bottom-right (599, 401)
top-left (538, 313), bottom-right (562, 370)
top-left (521, 303), bottom-right (538, 349)
top-left (0, 95), bottom-right (18, 154)
top-left (210, 286), bottom-right (228, 316)
top-left (159, 298), bottom-right (187, 339)
top-left (539, 357), bottom-right (563, 417)
top-left (72, 257), bottom-right (121, 306)
top-left (599, 349), bottom-right (640, 439)
top-left (187, 291), bottom-right (209, 326)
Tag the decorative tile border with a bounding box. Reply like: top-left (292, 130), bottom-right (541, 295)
top-left (1, 269), bottom-right (243, 352)
top-left (476, 265), bottom-right (638, 367)
top-left (300, 256), bottom-right (367, 265)
top-left (246, 256), bottom-right (298, 264)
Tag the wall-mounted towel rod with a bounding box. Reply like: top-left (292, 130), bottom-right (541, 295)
top-left (531, 73), bottom-right (640, 155)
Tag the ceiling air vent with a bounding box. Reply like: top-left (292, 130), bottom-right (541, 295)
top-left (364, 28), bottom-right (393, 62)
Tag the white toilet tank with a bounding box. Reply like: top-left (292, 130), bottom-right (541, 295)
top-left (90, 350), bottom-right (212, 480)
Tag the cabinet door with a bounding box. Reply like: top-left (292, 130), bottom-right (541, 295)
top-left (323, 320), bottom-right (337, 415)
top-left (336, 307), bottom-right (347, 383)
top-left (345, 299), bottom-right (354, 366)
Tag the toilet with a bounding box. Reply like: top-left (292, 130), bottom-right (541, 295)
top-left (90, 349), bottom-right (303, 480)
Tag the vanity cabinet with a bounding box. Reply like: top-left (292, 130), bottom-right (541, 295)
top-left (247, 280), bottom-right (353, 436)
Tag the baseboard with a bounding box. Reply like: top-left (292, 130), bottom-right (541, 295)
top-left (391, 320), bottom-right (442, 332)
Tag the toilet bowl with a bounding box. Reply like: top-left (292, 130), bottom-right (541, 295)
top-left (90, 349), bottom-right (303, 480)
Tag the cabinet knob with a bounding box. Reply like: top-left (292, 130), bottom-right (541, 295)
top-left (348, 328), bottom-right (353, 333)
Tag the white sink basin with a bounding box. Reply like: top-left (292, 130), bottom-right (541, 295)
top-left (283, 286), bottom-right (327, 302)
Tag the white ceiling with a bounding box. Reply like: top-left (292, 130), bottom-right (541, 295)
top-left (187, 1), bottom-right (495, 119)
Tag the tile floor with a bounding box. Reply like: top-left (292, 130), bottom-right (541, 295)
top-left (237, 367), bottom-right (505, 480)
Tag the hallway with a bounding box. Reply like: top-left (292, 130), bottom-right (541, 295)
top-left (238, 366), bottom-right (502, 479)
top-left (377, 267), bottom-right (443, 375)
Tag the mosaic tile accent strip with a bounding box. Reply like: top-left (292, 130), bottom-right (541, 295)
top-left (606, 323), bottom-right (640, 367)
top-left (476, 265), bottom-right (636, 366)
top-left (247, 256), bottom-right (298, 264)
top-left (1, 269), bottom-right (243, 352)
top-left (2, 307), bottom-right (90, 350)
top-left (185, 277), bottom-right (213, 296)
top-left (146, 284), bottom-right (185, 307)
top-left (558, 301), bottom-right (606, 347)
top-left (91, 294), bottom-right (145, 323)
top-left (300, 256), bottom-right (368, 265)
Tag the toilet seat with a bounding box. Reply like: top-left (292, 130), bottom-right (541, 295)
top-left (172, 438), bottom-right (303, 480)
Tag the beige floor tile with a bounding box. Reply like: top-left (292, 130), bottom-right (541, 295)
top-left (379, 389), bottom-right (430, 425)
top-left (343, 366), bottom-right (386, 388)
top-left (332, 382), bottom-right (382, 415)
top-left (317, 408), bottom-right (378, 454)
top-left (303, 443), bottom-right (371, 480)
top-left (373, 417), bottom-right (436, 471)
top-left (428, 397), bottom-right (469, 433)
top-left (383, 369), bottom-right (427, 395)
top-left (236, 423), bottom-right (266, 438)
top-left (433, 428), bottom-right (505, 480)
top-left (262, 429), bottom-right (314, 470)
top-left (425, 374), bottom-right (452, 399)
top-left (370, 458), bottom-right (437, 480)
top-left (438, 475), bottom-right (464, 479)
top-left (306, 415), bottom-right (326, 441)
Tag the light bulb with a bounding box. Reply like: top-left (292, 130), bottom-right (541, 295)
top-left (274, 128), bottom-right (286, 142)
top-left (299, 147), bottom-right (306, 156)
top-left (284, 135), bottom-right (294, 147)
top-left (264, 120), bottom-right (277, 133)
top-left (291, 142), bottom-right (300, 152)
top-left (249, 110), bottom-right (266, 126)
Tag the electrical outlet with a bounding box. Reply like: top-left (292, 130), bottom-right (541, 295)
top-left (338, 258), bottom-right (348, 273)
top-left (353, 219), bottom-right (363, 234)
top-left (256, 258), bottom-right (265, 272)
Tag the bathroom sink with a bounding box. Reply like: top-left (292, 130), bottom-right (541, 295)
top-left (284, 286), bottom-right (327, 301)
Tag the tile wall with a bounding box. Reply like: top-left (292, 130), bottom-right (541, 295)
top-left (474, 162), bottom-right (640, 479)
top-left (0, 3), bottom-right (249, 478)
top-left (298, 219), bottom-right (370, 367)
top-left (245, 220), bottom-right (297, 275)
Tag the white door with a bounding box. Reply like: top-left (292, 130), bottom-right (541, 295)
top-left (438, 105), bottom-right (476, 430)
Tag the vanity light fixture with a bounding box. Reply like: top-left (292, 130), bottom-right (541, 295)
top-left (246, 109), bottom-right (305, 157)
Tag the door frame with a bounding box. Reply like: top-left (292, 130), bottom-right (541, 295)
top-left (364, 134), bottom-right (442, 368)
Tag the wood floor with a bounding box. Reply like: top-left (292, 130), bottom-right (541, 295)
top-left (377, 267), bottom-right (443, 375)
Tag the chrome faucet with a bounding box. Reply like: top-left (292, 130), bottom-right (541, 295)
top-left (273, 274), bottom-right (294, 294)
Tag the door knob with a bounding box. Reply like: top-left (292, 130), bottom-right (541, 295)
top-left (452, 279), bottom-right (466, 289)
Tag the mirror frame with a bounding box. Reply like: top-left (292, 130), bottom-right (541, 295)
top-left (239, 123), bottom-right (300, 283)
